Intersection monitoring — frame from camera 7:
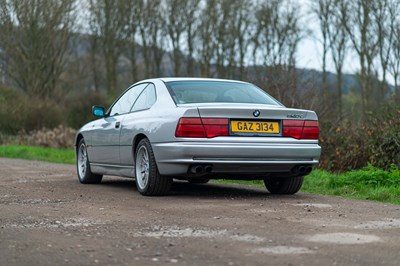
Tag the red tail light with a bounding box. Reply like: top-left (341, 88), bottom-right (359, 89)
top-left (175, 118), bottom-right (229, 138)
top-left (283, 120), bottom-right (319, 139)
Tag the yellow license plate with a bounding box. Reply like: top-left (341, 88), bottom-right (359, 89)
top-left (231, 121), bottom-right (280, 134)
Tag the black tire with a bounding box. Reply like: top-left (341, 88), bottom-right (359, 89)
top-left (135, 138), bottom-right (172, 196)
top-left (188, 178), bottom-right (210, 184)
top-left (76, 138), bottom-right (103, 184)
top-left (263, 176), bottom-right (304, 194)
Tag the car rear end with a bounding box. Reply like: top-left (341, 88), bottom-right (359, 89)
top-left (152, 79), bottom-right (321, 179)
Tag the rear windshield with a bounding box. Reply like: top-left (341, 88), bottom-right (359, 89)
top-left (165, 81), bottom-right (280, 105)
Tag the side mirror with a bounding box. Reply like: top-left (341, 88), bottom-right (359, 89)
top-left (92, 105), bottom-right (105, 117)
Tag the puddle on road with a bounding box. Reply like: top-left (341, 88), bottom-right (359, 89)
top-left (253, 246), bottom-right (315, 255)
top-left (5, 217), bottom-right (106, 229)
top-left (0, 198), bottom-right (70, 205)
top-left (306, 233), bottom-right (381, 244)
top-left (292, 203), bottom-right (332, 208)
top-left (250, 208), bottom-right (277, 214)
top-left (12, 179), bottom-right (48, 184)
top-left (354, 219), bottom-right (400, 230)
top-left (135, 226), bottom-right (265, 243)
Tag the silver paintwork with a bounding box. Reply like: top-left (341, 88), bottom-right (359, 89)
top-left (75, 78), bottom-right (321, 179)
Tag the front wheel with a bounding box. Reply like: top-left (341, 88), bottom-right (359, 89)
top-left (264, 176), bottom-right (304, 194)
top-left (76, 139), bottom-right (103, 184)
top-left (135, 138), bottom-right (172, 196)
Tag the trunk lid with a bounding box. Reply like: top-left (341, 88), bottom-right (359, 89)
top-left (194, 103), bottom-right (316, 121)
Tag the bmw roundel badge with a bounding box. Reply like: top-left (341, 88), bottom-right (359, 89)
top-left (253, 110), bottom-right (260, 117)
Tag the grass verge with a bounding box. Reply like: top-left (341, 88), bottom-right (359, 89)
top-left (0, 145), bottom-right (75, 164)
top-left (302, 165), bottom-right (400, 204)
top-left (216, 165), bottom-right (400, 205)
top-left (1, 145), bottom-right (399, 204)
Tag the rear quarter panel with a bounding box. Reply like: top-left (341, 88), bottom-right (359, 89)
top-left (118, 80), bottom-right (196, 165)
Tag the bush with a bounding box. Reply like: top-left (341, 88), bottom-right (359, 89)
top-left (365, 107), bottom-right (400, 169)
top-left (65, 91), bottom-right (108, 129)
top-left (319, 105), bottom-right (400, 172)
top-left (0, 86), bottom-right (63, 134)
top-left (14, 125), bottom-right (76, 149)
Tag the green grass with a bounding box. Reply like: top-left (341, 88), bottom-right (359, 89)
top-left (1, 145), bottom-right (399, 204)
top-left (215, 165), bottom-right (400, 204)
top-left (0, 145), bottom-right (75, 164)
top-left (302, 165), bottom-right (400, 204)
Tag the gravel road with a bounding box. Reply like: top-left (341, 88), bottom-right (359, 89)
top-left (0, 158), bottom-right (399, 266)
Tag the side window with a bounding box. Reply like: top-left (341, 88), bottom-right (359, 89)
top-left (132, 84), bottom-right (156, 112)
top-left (109, 83), bottom-right (148, 116)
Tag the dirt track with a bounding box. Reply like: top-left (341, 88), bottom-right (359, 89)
top-left (1, 158), bottom-right (400, 266)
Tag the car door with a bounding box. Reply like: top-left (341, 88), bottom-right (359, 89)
top-left (119, 83), bottom-right (157, 166)
top-left (90, 83), bottom-right (148, 165)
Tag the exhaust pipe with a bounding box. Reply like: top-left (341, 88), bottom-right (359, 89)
top-left (190, 165), bottom-right (204, 174)
top-left (298, 166), bottom-right (306, 174)
top-left (305, 166), bottom-right (312, 174)
top-left (204, 165), bottom-right (213, 173)
top-left (291, 165), bottom-right (312, 175)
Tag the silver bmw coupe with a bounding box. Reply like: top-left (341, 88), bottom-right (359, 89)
top-left (75, 78), bottom-right (321, 196)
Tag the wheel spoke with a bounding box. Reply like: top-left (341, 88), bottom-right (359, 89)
top-left (77, 143), bottom-right (87, 179)
top-left (136, 145), bottom-right (151, 190)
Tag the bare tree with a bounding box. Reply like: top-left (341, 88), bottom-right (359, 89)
top-left (328, 0), bottom-right (349, 120)
top-left (254, 0), bottom-right (301, 69)
top-left (372, 0), bottom-right (397, 101)
top-left (89, 0), bottom-right (131, 95)
top-left (234, 0), bottom-right (253, 80)
top-left (343, 0), bottom-right (379, 113)
top-left (125, 1), bottom-right (141, 83)
top-left (0, 0), bottom-right (75, 99)
top-left (388, 21), bottom-right (400, 101)
top-left (214, 0), bottom-right (234, 78)
top-left (198, 0), bottom-right (219, 77)
top-left (214, 0), bottom-right (252, 79)
top-left (137, 0), bottom-right (164, 78)
top-left (183, 0), bottom-right (201, 76)
top-left (253, 0), bottom-right (302, 102)
top-left (312, 0), bottom-right (334, 91)
top-left (165, 0), bottom-right (187, 76)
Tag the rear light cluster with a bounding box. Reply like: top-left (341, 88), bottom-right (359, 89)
top-left (175, 117), bottom-right (319, 139)
top-left (282, 120), bottom-right (319, 139)
top-left (175, 118), bottom-right (228, 138)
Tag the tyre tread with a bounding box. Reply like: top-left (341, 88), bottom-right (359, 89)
top-left (264, 176), bottom-right (304, 194)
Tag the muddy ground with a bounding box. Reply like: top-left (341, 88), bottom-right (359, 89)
top-left (0, 158), bottom-right (399, 265)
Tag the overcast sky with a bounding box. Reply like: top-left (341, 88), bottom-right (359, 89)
top-left (297, 0), bottom-right (395, 84)
top-left (297, 0), bottom-right (355, 74)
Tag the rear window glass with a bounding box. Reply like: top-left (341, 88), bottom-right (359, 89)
top-left (165, 81), bottom-right (280, 105)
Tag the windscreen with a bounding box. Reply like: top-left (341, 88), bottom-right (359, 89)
top-left (166, 81), bottom-right (281, 105)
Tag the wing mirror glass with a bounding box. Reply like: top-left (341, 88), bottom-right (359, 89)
top-left (92, 105), bottom-right (105, 117)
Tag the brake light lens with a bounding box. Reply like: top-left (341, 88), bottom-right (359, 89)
top-left (175, 118), bottom-right (228, 138)
top-left (176, 118), bottom-right (319, 139)
top-left (283, 120), bottom-right (319, 139)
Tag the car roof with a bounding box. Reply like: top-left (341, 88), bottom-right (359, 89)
top-left (147, 77), bottom-right (250, 84)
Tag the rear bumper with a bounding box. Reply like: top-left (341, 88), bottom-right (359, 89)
top-left (152, 140), bottom-right (321, 176)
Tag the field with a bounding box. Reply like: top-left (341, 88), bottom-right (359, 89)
top-left (1, 145), bottom-right (399, 204)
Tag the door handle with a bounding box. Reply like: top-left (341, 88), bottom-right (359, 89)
top-left (115, 122), bottom-right (120, 128)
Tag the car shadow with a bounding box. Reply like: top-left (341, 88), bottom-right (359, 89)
top-left (99, 177), bottom-right (305, 200)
